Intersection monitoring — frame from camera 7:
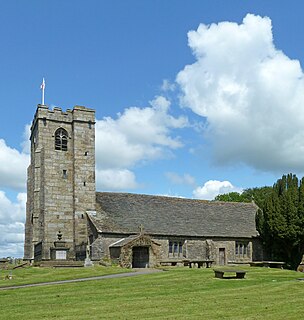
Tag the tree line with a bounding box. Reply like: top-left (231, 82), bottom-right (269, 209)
top-left (214, 173), bottom-right (304, 269)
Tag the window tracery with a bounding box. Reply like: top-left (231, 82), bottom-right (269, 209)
top-left (55, 128), bottom-right (68, 151)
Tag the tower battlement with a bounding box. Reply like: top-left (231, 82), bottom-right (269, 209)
top-left (30, 105), bottom-right (95, 139)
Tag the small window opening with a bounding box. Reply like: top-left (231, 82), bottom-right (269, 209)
top-left (179, 242), bottom-right (183, 254)
top-left (173, 242), bottom-right (178, 254)
top-left (88, 121), bottom-right (92, 129)
top-left (43, 117), bottom-right (47, 126)
top-left (84, 151), bottom-right (88, 156)
top-left (83, 181), bottom-right (86, 186)
top-left (63, 170), bottom-right (67, 179)
top-left (81, 214), bottom-right (84, 219)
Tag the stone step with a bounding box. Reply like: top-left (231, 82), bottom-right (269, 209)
top-left (35, 260), bottom-right (84, 268)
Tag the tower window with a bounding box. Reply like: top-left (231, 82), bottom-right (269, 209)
top-left (55, 128), bottom-right (68, 151)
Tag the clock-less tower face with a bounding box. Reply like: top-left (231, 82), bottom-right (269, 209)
top-left (24, 105), bottom-right (96, 261)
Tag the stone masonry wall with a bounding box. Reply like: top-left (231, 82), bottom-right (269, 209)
top-left (95, 234), bottom-right (254, 266)
top-left (91, 234), bottom-right (126, 261)
top-left (24, 105), bottom-right (95, 261)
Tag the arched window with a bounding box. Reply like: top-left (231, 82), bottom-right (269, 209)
top-left (55, 128), bottom-right (68, 151)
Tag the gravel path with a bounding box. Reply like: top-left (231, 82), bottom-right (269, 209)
top-left (0, 269), bottom-right (163, 291)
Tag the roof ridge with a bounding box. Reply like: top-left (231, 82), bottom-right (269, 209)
top-left (96, 191), bottom-right (256, 206)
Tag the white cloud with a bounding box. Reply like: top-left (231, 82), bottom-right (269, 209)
top-left (0, 191), bottom-right (26, 224)
top-left (177, 14), bottom-right (304, 173)
top-left (193, 180), bottom-right (243, 200)
top-left (0, 139), bottom-right (29, 191)
top-left (165, 172), bottom-right (196, 186)
top-left (95, 96), bottom-right (188, 190)
top-left (95, 96), bottom-right (188, 169)
top-left (161, 79), bottom-right (176, 92)
top-left (21, 123), bottom-right (31, 154)
top-left (0, 192), bottom-right (26, 257)
top-left (0, 223), bottom-right (24, 258)
top-left (96, 169), bottom-right (138, 190)
top-left (0, 123), bottom-right (29, 257)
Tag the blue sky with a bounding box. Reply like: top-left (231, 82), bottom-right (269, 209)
top-left (2, 0), bottom-right (304, 257)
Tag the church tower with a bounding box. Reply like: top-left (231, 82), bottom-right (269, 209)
top-left (24, 104), bottom-right (96, 262)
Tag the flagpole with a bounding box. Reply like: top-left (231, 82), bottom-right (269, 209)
top-left (42, 85), bottom-right (44, 105)
top-left (41, 78), bottom-right (45, 105)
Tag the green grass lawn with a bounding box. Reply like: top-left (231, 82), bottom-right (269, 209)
top-left (0, 266), bottom-right (303, 319)
top-left (0, 265), bottom-right (130, 287)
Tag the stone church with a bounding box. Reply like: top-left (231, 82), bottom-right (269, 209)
top-left (24, 105), bottom-right (262, 268)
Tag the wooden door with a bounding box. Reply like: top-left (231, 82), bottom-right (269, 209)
top-left (132, 247), bottom-right (149, 268)
top-left (219, 248), bottom-right (226, 265)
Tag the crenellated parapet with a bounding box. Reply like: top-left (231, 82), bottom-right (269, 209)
top-left (30, 105), bottom-right (95, 140)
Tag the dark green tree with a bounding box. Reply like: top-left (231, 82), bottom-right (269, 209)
top-left (256, 174), bottom-right (304, 269)
top-left (214, 186), bottom-right (272, 209)
top-left (214, 192), bottom-right (246, 202)
top-left (242, 187), bottom-right (273, 209)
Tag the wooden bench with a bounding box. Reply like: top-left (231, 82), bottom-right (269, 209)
top-left (159, 259), bottom-right (214, 268)
top-left (188, 260), bottom-right (214, 268)
top-left (159, 260), bottom-right (182, 266)
top-left (214, 269), bottom-right (246, 279)
top-left (249, 261), bottom-right (285, 269)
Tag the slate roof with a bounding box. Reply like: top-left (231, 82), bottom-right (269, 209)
top-left (109, 235), bottom-right (138, 247)
top-left (91, 192), bottom-right (259, 238)
top-left (109, 234), bottom-right (161, 248)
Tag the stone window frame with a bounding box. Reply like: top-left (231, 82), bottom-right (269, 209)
top-left (235, 241), bottom-right (250, 258)
top-left (168, 240), bottom-right (184, 258)
top-left (54, 128), bottom-right (68, 151)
